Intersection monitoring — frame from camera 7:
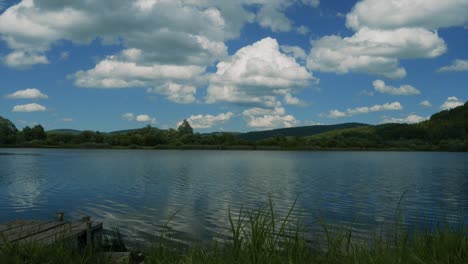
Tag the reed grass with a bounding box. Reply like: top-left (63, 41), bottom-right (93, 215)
top-left (1, 199), bottom-right (466, 264)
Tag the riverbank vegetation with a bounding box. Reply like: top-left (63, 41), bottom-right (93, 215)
top-left (1, 201), bottom-right (467, 263)
top-left (1, 102), bottom-right (467, 151)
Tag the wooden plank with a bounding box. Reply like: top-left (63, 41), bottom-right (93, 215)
top-left (17, 221), bottom-right (103, 246)
top-left (0, 221), bottom-right (68, 245)
top-left (37, 222), bottom-right (102, 246)
top-left (0, 220), bottom-right (39, 233)
top-left (17, 222), bottom-right (85, 245)
top-left (0, 221), bottom-right (46, 244)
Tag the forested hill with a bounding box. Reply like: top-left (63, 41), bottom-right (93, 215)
top-left (238, 123), bottom-right (368, 141)
top-left (306, 102), bottom-right (468, 151)
top-left (0, 102), bottom-right (466, 151)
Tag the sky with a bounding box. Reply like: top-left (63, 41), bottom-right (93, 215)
top-left (0, 0), bottom-right (467, 132)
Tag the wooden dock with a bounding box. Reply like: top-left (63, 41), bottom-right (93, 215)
top-left (0, 214), bottom-right (103, 247)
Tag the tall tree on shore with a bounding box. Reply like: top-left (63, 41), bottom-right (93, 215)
top-left (178, 119), bottom-right (193, 135)
top-left (0, 116), bottom-right (18, 145)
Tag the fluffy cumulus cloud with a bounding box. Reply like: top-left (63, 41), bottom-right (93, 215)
top-left (440, 97), bottom-right (464, 110)
top-left (346, 0), bottom-right (468, 31)
top-left (179, 112), bottom-right (234, 129)
top-left (437, 59), bottom-right (468, 72)
top-left (1, 0), bottom-right (318, 103)
top-left (420, 100), bottom-right (432, 107)
top-left (382, 114), bottom-right (428, 124)
top-left (372, 80), bottom-right (421, 96)
top-left (3, 51), bottom-right (49, 69)
top-left (255, 0), bottom-right (320, 32)
top-left (207, 37), bottom-right (316, 108)
top-left (122, 112), bottom-right (156, 124)
top-left (280, 45), bottom-right (307, 62)
top-left (243, 106), bottom-right (297, 128)
top-left (136, 114), bottom-right (156, 124)
top-left (5, 88), bottom-right (48, 99)
top-left (12, 103), bottom-right (47, 112)
top-left (307, 27), bottom-right (446, 79)
top-left (0, 0), bottom-right (321, 95)
top-left (306, 0), bottom-right (468, 78)
top-left (147, 82), bottom-right (197, 104)
top-left (323, 102), bottom-right (402, 118)
top-left (122, 113), bottom-right (135, 121)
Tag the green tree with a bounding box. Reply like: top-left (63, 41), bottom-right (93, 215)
top-left (178, 119), bottom-right (193, 135)
top-left (0, 116), bottom-right (18, 145)
top-left (22, 126), bottom-right (34, 141)
top-left (22, 125), bottom-right (46, 141)
top-left (31, 125), bottom-right (46, 140)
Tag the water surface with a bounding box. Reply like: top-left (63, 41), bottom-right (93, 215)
top-left (0, 149), bottom-right (466, 244)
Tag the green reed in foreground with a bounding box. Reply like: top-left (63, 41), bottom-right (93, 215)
top-left (1, 201), bottom-right (467, 264)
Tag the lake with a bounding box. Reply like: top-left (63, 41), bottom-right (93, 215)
top-left (0, 149), bottom-right (467, 245)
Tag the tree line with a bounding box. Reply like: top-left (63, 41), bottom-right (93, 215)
top-left (0, 102), bottom-right (467, 151)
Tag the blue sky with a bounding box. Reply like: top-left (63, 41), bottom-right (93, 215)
top-left (0, 0), bottom-right (467, 132)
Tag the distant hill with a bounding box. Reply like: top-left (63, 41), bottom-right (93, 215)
top-left (47, 129), bottom-right (82, 135)
top-left (109, 129), bottom-right (140, 135)
top-left (109, 127), bottom-right (164, 135)
top-left (237, 123), bottom-right (369, 141)
top-left (306, 102), bottom-right (468, 151)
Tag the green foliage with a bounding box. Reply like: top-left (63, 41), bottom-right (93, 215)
top-left (22, 125), bottom-right (47, 141)
top-left (0, 116), bottom-right (17, 145)
top-left (1, 201), bottom-right (467, 263)
top-left (178, 119), bottom-right (194, 135)
top-left (1, 102), bottom-right (467, 151)
top-left (305, 102), bottom-right (468, 151)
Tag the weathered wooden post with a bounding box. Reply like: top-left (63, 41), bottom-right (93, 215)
top-left (86, 220), bottom-right (93, 248)
top-left (56, 211), bottom-right (64, 222)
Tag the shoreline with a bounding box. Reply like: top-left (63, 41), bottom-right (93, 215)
top-left (1, 144), bottom-right (465, 152)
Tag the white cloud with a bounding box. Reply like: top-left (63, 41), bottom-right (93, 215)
top-left (74, 49), bottom-right (204, 103)
top-left (323, 102), bottom-right (403, 118)
top-left (242, 106), bottom-right (297, 128)
top-left (5, 88), bottom-right (48, 99)
top-left (296, 25), bottom-right (310, 35)
top-left (244, 114), bottom-right (297, 128)
top-left (346, 0), bottom-right (468, 31)
top-left (147, 82), bottom-right (196, 104)
top-left (273, 89), bottom-right (307, 106)
top-left (382, 114), bottom-right (428, 124)
top-left (437, 59), bottom-right (468, 72)
top-left (420, 100), bottom-right (432, 108)
top-left (243, 106), bottom-right (286, 116)
top-left (440, 97), bottom-right (464, 110)
top-left (136, 114), bottom-right (156, 124)
top-left (206, 37), bottom-right (316, 108)
top-left (280, 45), bottom-right (307, 61)
top-left (0, 0), bottom-right (316, 70)
top-left (122, 112), bottom-right (156, 123)
top-left (256, 4), bottom-right (292, 32)
top-left (61, 118), bottom-right (73, 122)
top-left (372, 80), bottom-right (420, 96)
top-left (3, 50), bottom-right (49, 69)
top-left (12, 103), bottom-right (47, 112)
top-left (59, 52), bottom-right (69, 60)
top-left (179, 112), bottom-right (234, 129)
top-left (325, 110), bottom-right (348, 118)
top-left (307, 0), bottom-right (461, 79)
top-left (302, 0), bottom-right (320, 8)
top-left (254, 0), bottom-right (319, 33)
top-left (307, 27), bottom-right (446, 79)
top-left (74, 52), bottom-right (206, 89)
top-left (122, 113), bottom-right (135, 121)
